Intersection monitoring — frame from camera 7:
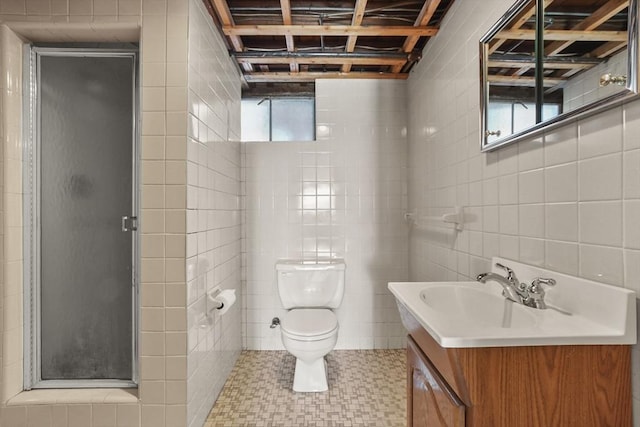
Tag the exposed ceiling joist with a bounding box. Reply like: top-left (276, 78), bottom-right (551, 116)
top-left (488, 75), bottom-right (564, 87)
top-left (342, 0), bottom-right (369, 73)
top-left (279, 0), bottom-right (297, 72)
top-left (205, 0), bottom-right (454, 86)
top-left (545, 0), bottom-right (629, 55)
top-left (497, 28), bottom-right (626, 41)
top-left (488, 59), bottom-right (598, 70)
top-left (244, 71), bottom-right (409, 83)
top-left (488, 0), bottom-right (552, 55)
top-left (392, 0), bottom-right (442, 72)
top-left (210, 0), bottom-right (253, 72)
top-left (222, 24), bottom-right (439, 37)
top-left (591, 40), bottom-right (628, 57)
top-left (235, 55), bottom-right (408, 67)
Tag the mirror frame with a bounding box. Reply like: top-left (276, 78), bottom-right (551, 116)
top-left (480, 0), bottom-right (639, 152)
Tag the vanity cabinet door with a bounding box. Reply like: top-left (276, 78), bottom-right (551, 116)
top-left (408, 337), bottom-right (465, 427)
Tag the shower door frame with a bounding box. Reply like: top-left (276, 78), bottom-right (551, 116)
top-left (23, 45), bottom-right (140, 389)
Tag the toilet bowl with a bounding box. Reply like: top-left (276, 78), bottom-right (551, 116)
top-left (275, 259), bottom-right (346, 393)
top-left (280, 308), bottom-right (338, 392)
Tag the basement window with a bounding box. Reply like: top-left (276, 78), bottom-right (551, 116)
top-left (241, 97), bottom-right (315, 142)
top-left (487, 100), bottom-right (561, 136)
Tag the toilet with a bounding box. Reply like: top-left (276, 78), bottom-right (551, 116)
top-left (275, 259), bottom-right (346, 392)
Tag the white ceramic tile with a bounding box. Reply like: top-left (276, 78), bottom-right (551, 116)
top-left (545, 162), bottom-right (577, 202)
top-left (498, 144), bottom-right (518, 175)
top-left (483, 232), bottom-right (500, 258)
top-left (483, 205), bottom-right (499, 233)
top-left (498, 174), bottom-right (518, 205)
top-left (545, 203), bottom-right (578, 242)
top-left (579, 201), bottom-right (622, 246)
top-left (499, 235), bottom-right (520, 260)
top-left (544, 124), bottom-right (578, 166)
top-left (519, 237), bottom-right (545, 267)
top-left (579, 244), bottom-right (624, 286)
top-left (545, 240), bottom-right (578, 276)
top-left (183, 1), bottom-right (242, 426)
top-left (624, 149), bottom-right (640, 199)
top-left (518, 137), bottom-right (544, 171)
top-left (482, 178), bottom-right (499, 205)
top-left (519, 169), bottom-right (544, 204)
top-left (624, 249), bottom-right (640, 294)
top-left (624, 100), bottom-right (640, 150)
top-left (578, 153), bottom-right (622, 201)
top-left (578, 107), bottom-right (623, 159)
top-left (625, 200), bottom-right (640, 249)
top-left (519, 204), bottom-right (544, 238)
top-left (499, 205), bottom-right (518, 235)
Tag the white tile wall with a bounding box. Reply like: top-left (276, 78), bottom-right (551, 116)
top-left (242, 79), bottom-right (408, 351)
top-left (185, 1), bottom-right (242, 426)
top-left (406, 0), bottom-right (640, 423)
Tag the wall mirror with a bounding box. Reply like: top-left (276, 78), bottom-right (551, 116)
top-left (480, 0), bottom-right (638, 151)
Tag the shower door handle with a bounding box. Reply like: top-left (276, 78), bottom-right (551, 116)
top-left (121, 215), bottom-right (138, 232)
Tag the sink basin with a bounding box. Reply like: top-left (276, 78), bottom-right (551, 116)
top-left (389, 257), bottom-right (637, 348)
top-left (419, 285), bottom-right (537, 329)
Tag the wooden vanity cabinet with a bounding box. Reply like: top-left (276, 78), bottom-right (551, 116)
top-left (402, 305), bottom-right (632, 427)
top-left (408, 337), bottom-right (464, 427)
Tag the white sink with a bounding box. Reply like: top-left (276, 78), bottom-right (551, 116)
top-left (389, 257), bottom-right (637, 348)
top-left (419, 285), bottom-right (537, 329)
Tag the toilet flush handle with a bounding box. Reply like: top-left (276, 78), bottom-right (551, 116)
top-left (270, 317), bottom-right (280, 329)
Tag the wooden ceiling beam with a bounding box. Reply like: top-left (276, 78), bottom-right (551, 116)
top-left (391, 0), bottom-right (442, 73)
top-left (210, 0), bottom-right (253, 72)
top-left (545, 0), bottom-right (629, 56)
top-left (488, 74), bottom-right (563, 87)
top-left (244, 71), bottom-right (409, 82)
top-left (223, 25), bottom-right (438, 37)
top-left (488, 0), bottom-right (554, 55)
top-left (279, 0), bottom-right (298, 73)
top-left (488, 59), bottom-right (596, 70)
top-left (236, 56), bottom-right (406, 66)
top-left (496, 29), bottom-right (626, 42)
top-left (591, 40), bottom-right (628, 58)
top-left (342, 0), bottom-right (369, 73)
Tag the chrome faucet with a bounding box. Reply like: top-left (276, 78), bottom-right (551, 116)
top-left (527, 277), bottom-right (556, 309)
top-left (477, 263), bottom-right (527, 304)
top-left (476, 263), bottom-right (556, 309)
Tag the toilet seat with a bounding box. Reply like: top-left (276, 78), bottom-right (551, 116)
top-left (281, 308), bottom-right (338, 341)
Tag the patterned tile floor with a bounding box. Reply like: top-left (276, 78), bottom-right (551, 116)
top-left (205, 349), bottom-right (407, 427)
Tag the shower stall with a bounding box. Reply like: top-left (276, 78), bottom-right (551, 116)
top-left (23, 46), bottom-right (139, 389)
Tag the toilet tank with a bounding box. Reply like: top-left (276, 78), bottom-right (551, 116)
top-left (276, 259), bottom-right (346, 309)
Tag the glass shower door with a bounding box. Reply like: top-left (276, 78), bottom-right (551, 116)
top-left (29, 49), bottom-right (137, 385)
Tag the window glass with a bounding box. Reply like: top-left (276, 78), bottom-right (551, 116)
top-left (271, 98), bottom-right (315, 141)
top-left (487, 102), bottom-right (512, 139)
top-left (512, 102), bottom-right (536, 133)
top-left (488, 100), bottom-right (560, 137)
top-left (241, 99), bottom-right (270, 141)
top-left (241, 97), bottom-right (315, 142)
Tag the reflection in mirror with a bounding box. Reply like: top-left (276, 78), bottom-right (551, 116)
top-left (543, 0), bottom-right (629, 115)
top-left (484, 0), bottom-right (539, 144)
top-left (481, 0), bottom-right (637, 151)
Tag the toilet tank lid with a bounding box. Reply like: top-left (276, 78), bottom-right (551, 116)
top-left (276, 259), bottom-right (346, 271)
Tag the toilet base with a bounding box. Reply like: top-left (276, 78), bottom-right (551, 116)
top-left (293, 357), bottom-right (328, 392)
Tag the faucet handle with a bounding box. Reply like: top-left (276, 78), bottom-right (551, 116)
top-left (530, 277), bottom-right (556, 293)
top-left (495, 262), bottom-right (516, 282)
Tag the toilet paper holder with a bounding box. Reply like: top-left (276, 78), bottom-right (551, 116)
top-left (207, 288), bottom-right (237, 315)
